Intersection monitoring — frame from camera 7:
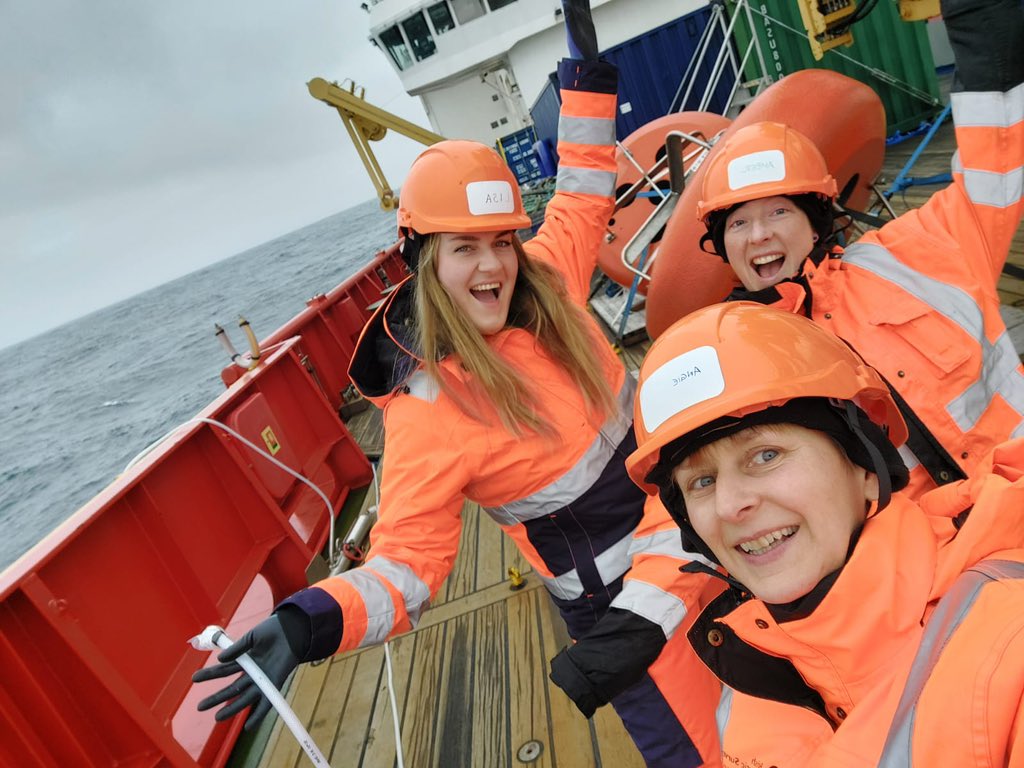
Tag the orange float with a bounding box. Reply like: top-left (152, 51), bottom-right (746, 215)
top-left (644, 69), bottom-right (887, 339)
top-left (597, 111), bottom-right (731, 292)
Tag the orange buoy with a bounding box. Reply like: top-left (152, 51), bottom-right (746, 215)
top-left (597, 111), bottom-right (731, 292)
top-left (644, 69), bottom-right (886, 339)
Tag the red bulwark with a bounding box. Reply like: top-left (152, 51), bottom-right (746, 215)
top-left (0, 245), bottom-right (405, 766)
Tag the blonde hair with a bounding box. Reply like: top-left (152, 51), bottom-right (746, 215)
top-left (414, 234), bottom-right (615, 434)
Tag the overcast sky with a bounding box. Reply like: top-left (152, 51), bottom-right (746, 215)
top-left (0, 1), bottom-right (430, 350)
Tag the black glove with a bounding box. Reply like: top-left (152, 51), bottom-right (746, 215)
top-left (562, 0), bottom-right (599, 61)
top-left (549, 608), bottom-right (666, 717)
top-left (192, 614), bottom-right (301, 731)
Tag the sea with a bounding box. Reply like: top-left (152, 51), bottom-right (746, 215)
top-left (0, 198), bottom-right (398, 572)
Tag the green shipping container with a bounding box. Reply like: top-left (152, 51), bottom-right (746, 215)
top-left (732, 1), bottom-right (943, 136)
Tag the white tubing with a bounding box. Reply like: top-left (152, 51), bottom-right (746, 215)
top-left (190, 625), bottom-right (331, 767)
top-left (383, 641), bottom-right (405, 768)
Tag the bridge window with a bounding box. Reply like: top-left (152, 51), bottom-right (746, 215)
top-left (380, 25), bottom-right (413, 70)
top-left (450, 0), bottom-right (486, 24)
top-left (487, 0), bottom-right (517, 9)
top-left (427, 2), bottom-right (456, 34)
top-left (402, 11), bottom-right (437, 61)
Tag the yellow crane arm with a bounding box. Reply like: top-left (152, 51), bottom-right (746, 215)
top-left (308, 77), bottom-right (446, 210)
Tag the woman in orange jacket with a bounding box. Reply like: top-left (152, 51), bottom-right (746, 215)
top-left (191, 7), bottom-right (721, 765)
top-left (627, 301), bottom-right (1024, 767)
top-left (693, 0), bottom-right (1024, 498)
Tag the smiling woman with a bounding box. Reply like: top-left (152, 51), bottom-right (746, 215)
top-left (627, 301), bottom-right (1024, 767)
top-left (673, 423), bottom-right (876, 605)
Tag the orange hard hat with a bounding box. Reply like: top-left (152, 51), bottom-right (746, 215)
top-left (397, 140), bottom-right (532, 236)
top-left (625, 301), bottom-right (907, 494)
top-left (695, 122), bottom-right (838, 224)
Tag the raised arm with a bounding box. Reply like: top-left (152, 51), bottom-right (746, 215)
top-left (868, 0), bottom-right (1024, 282)
top-left (523, 1), bottom-right (618, 305)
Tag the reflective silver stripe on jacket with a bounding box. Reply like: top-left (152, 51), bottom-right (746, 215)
top-left (952, 150), bottom-right (1024, 209)
top-left (897, 443), bottom-right (921, 470)
top-left (557, 165), bottom-right (617, 197)
top-left (557, 107), bottom-right (617, 195)
top-left (537, 529), bottom-right (635, 601)
top-left (352, 556), bottom-right (432, 647)
top-left (844, 242), bottom-right (1024, 436)
top-left (949, 85), bottom-right (1024, 209)
top-left (559, 114), bottom-right (616, 147)
top-left (625, 527), bottom-right (716, 566)
top-left (610, 579), bottom-right (689, 638)
top-left (483, 376), bottom-right (635, 526)
top-left (716, 686), bottom-right (735, 743)
top-left (950, 82), bottom-right (1024, 128)
top-left (877, 560), bottom-right (1024, 767)
top-left (610, 530), bottom-right (714, 635)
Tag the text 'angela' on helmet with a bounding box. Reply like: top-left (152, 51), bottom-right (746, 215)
top-left (695, 122), bottom-right (838, 225)
top-left (397, 140), bottom-right (532, 237)
top-left (624, 302), bottom-right (907, 494)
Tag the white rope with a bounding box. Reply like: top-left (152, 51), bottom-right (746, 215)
top-left (383, 641), bottom-right (406, 768)
top-left (192, 626), bottom-right (331, 766)
top-left (128, 407), bottom-right (406, 762)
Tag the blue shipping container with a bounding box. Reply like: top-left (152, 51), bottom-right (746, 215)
top-left (497, 126), bottom-right (545, 184)
top-left (530, 7), bottom-right (734, 157)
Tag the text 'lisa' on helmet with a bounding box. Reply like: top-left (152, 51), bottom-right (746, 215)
top-left (625, 302), bottom-right (907, 494)
top-left (397, 140), bottom-right (532, 237)
top-left (695, 122), bottom-right (838, 225)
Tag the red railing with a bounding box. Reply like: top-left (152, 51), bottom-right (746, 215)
top-left (0, 244), bottom-right (406, 766)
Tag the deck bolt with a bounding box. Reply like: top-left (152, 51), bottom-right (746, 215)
top-left (516, 739), bottom-right (544, 763)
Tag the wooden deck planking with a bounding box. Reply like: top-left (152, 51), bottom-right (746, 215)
top-left (252, 570), bottom-right (641, 767)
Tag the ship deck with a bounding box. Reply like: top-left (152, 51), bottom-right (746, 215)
top-left (238, 115), bottom-right (1024, 768)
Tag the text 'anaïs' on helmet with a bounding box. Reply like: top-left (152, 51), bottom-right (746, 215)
top-left (695, 122), bottom-right (839, 225)
top-left (624, 302), bottom-right (907, 495)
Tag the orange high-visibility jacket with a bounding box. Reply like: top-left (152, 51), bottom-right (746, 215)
top-left (688, 438), bottom-right (1024, 767)
top-left (749, 77), bottom-right (1024, 499)
top-left (278, 61), bottom-right (720, 764)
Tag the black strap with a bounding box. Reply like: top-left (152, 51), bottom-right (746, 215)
top-left (836, 204), bottom-right (890, 230)
top-left (883, 376), bottom-right (967, 486)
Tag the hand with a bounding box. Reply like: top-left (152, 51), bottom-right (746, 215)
top-left (192, 614), bottom-right (300, 731)
top-left (562, 0), bottom-right (599, 61)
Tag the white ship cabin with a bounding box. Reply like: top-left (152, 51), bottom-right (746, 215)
top-left (363, 0), bottom-right (705, 146)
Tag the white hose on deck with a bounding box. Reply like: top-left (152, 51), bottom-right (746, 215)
top-left (190, 625), bottom-right (331, 767)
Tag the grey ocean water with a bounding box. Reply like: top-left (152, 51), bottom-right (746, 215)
top-left (0, 198), bottom-right (398, 571)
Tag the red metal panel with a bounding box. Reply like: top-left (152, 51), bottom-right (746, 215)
top-left (0, 334), bottom-right (373, 766)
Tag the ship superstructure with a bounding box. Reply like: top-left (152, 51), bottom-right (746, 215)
top-left (363, 0), bottom-right (704, 144)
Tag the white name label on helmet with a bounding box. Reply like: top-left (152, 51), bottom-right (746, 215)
top-left (727, 149), bottom-right (786, 190)
top-left (466, 181), bottom-right (516, 215)
top-left (639, 346), bottom-right (725, 433)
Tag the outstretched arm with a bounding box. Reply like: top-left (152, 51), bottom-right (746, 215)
top-left (523, 1), bottom-right (618, 305)
top-left (876, 0), bottom-right (1024, 282)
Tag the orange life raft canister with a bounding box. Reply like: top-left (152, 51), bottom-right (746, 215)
top-left (643, 69), bottom-right (886, 339)
top-left (597, 111), bottom-right (731, 292)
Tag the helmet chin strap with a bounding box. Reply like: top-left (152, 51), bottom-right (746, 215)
top-left (400, 229), bottom-right (423, 271)
top-left (841, 400), bottom-right (892, 515)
